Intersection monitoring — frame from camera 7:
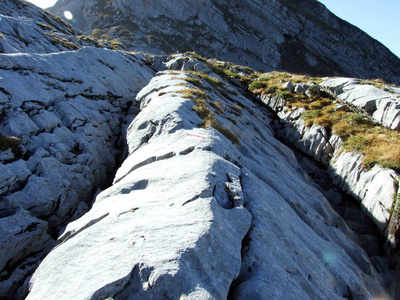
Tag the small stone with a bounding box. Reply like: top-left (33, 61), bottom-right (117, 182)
top-left (282, 81), bottom-right (294, 92)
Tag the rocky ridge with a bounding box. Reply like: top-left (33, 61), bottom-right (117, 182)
top-left (1, 1), bottom-right (400, 299)
top-left (259, 78), bottom-right (400, 245)
top-left (27, 55), bottom-right (392, 299)
top-left (49, 0), bottom-right (400, 84)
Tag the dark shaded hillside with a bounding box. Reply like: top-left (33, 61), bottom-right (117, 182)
top-left (50, 0), bottom-right (400, 84)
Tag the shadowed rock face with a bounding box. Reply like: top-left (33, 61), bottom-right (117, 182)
top-left (49, 0), bottom-right (400, 84)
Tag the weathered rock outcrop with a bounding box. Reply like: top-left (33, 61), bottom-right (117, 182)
top-left (26, 57), bottom-right (391, 299)
top-left (0, 1), bottom-right (155, 297)
top-left (49, 0), bottom-right (400, 84)
top-left (260, 86), bottom-right (400, 246)
top-left (2, 2), bottom-right (400, 299)
top-left (0, 0), bottom-right (87, 54)
top-left (320, 78), bottom-right (400, 130)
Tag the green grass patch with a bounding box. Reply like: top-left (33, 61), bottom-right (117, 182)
top-left (275, 90), bottom-right (294, 101)
top-left (265, 85), bottom-right (278, 93)
top-left (248, 81), bottom-right (268, 92)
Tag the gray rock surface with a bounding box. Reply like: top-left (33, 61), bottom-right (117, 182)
top-left (49, 0), bottom-right (400, 84)
top-left (0, 2), bottom-right (155, 297)
top-left (260, 87), bottom-right (399, 245)
top-left (1, 2), bottom-right (400, 299)
top-left (328, 152), bottom-right (398, 232)
top-left (320, 78), bottom-right (400, 130)
top-left (282, 81), bottom-right (294, 92)
top-left (27, 60), bottom-right (390, 299)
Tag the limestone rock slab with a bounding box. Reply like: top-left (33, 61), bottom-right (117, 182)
top-left (28, 69), bottom-right (389, 299)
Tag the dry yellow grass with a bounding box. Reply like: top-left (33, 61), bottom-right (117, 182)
top-left (178, 86), bottom-right (239, 144)
top-left (180, 52), bottom-right (400, 171)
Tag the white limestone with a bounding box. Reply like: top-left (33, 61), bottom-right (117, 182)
top-left (0, 5), bottom-right (155, 296)
top-left (27, 66), bottom-right (389, 299)
top-left (260, 88), bottom-right (399, 241)
top-left (320, 78), bottom-right (400, 130)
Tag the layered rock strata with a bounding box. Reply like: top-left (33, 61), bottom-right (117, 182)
top-left (49, 0), bottom-right (400, 84)
top-left (27, 58), bottom-right (390, 299)
top-left (1, 0), bottom-right (93, 54)
top-left (320, 78), bottom-right (400, 130)
top-left (260, 86), bottom-right (399, 246)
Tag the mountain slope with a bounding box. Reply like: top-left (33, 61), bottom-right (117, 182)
top-left (26, 56), bottom-right (390, 300)
top-left (50, 0), bottom-right (400, 84)
top-left (0, 1), bottom-right (155, 298)
top-left (1, 1), bottom-right (400, 299)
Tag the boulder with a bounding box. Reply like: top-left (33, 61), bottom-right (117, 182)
top-left (282, 80), bottom-right (294, 92)
top-left (294, 83), bottom-right (307, 94)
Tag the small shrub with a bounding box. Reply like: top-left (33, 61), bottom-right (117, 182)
top-left (265, 85), bottom-right (278, 93)
top-left (349, 113), bottom-right (370, 125)
top-left (306, 85), bottom-right (319, 97)
top-left (248, 81), bottom-right (268, 92)
top-left (276, 90), bottom-right (294, 101)
top-left (300, 109), bottom-right (322, 126)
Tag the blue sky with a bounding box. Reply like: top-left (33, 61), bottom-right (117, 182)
top-left (317, 0), bottom-right (400, 58)
top-left (26, 0), bottom-right (400, 59)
